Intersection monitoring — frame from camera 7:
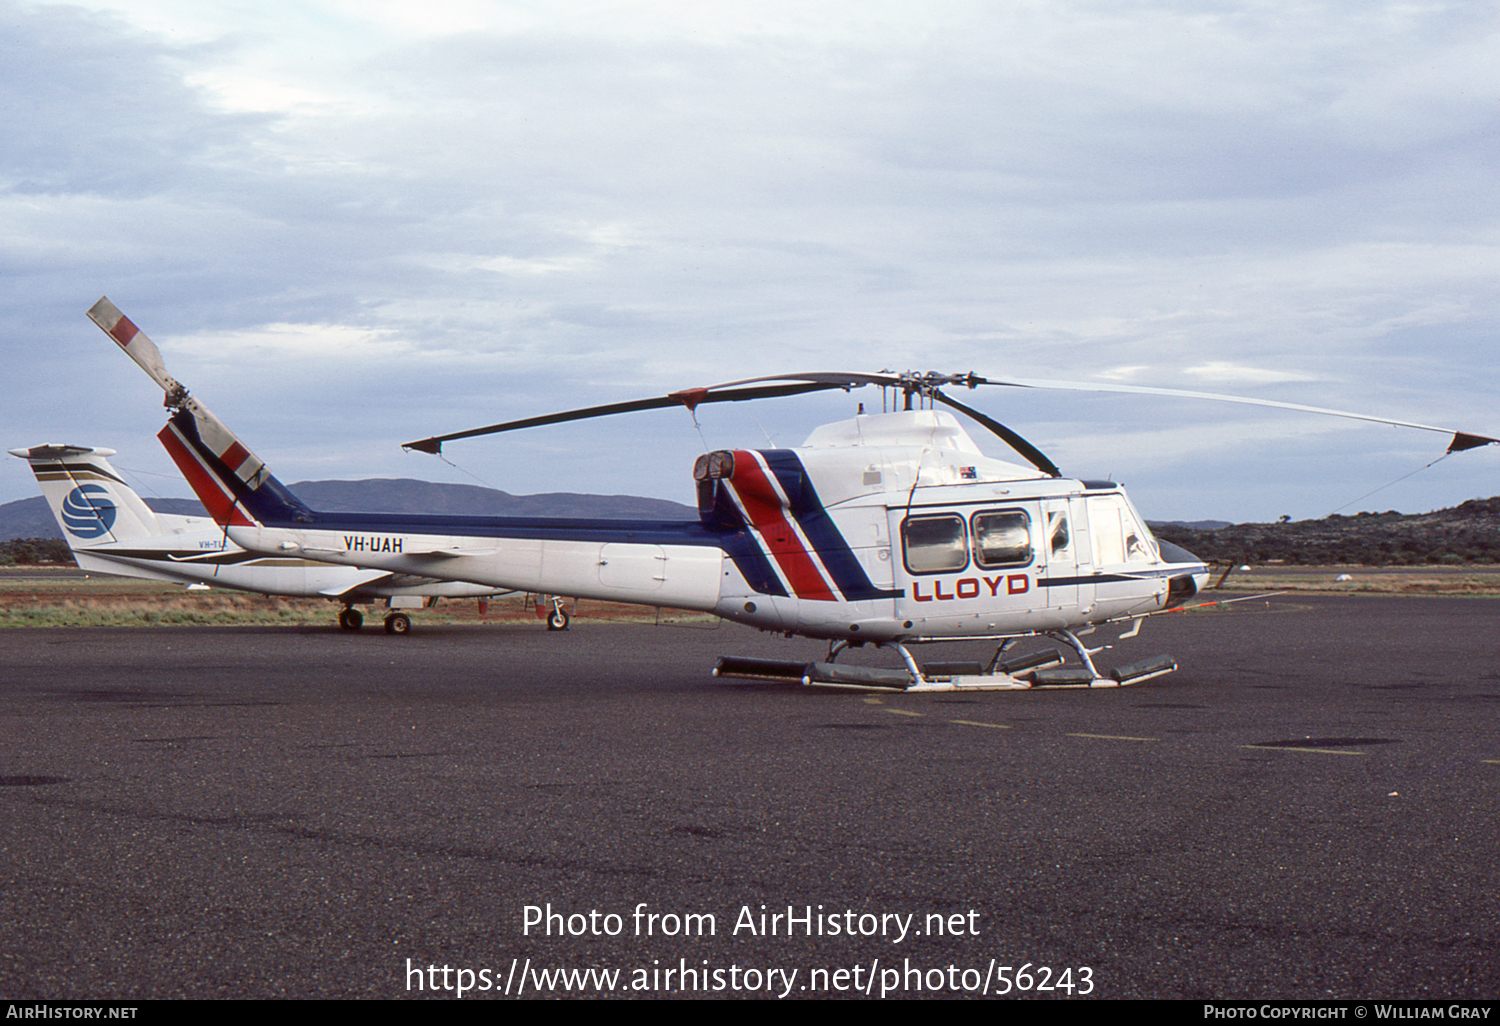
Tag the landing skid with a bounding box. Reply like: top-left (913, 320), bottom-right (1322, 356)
top-left (713, 631), bottom-right (1176, 692)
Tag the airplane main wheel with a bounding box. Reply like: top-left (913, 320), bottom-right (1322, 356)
top-left (546, 607), bottom-right (570, 631)
top-left (339, 608), bottom-right (364, 630)
top-left (384, 612), bottom-right (412, 635)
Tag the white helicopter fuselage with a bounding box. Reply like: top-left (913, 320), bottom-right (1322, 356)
top-left (220, 411), bottom-right (1207, 644)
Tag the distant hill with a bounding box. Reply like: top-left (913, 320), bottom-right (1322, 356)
top-left (0, 478), bottom-right (695, 541)
top-left (1150, 497), bottom-right (1500, 566)
top-left (0, 496), bottom-right (208, 539)
top-left (282, 479), bottom-right (695, 520)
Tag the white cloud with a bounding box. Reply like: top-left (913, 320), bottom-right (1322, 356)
top-left (172, 322), bottom-right (409, 361)
top-left (1181, 362), bottom-right (1320, 386)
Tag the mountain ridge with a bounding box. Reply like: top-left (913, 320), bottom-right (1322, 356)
top-left (0, 477), bottom-right (696, 540)
top-left (1150, 498), bottom-right (1500, 565)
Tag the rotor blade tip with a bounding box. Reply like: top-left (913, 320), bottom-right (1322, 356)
top-left (1448, 432), bottom-right (1499, 454)
top-left (403, 440), bottom-right (441, 455)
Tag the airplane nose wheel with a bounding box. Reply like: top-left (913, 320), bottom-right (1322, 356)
top-left (546, 606), bottom-right (570, 631)
top-left (338, 608), bottom-right (363, 630)
top-left (384, 612), bottom-right (412, 635)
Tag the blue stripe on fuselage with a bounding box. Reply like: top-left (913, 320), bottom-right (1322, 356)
top-left (287, 509), bottom-right (726, 547)
top-left (704, 483), bottom-right (789, 596)
top-left (758, 450), bottom-right (900, 601)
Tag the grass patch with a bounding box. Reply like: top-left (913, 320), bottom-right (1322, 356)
top-left (1214, 565), bottom-right (1500, 595)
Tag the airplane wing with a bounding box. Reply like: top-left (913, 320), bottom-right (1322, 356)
top-left (316, 569), bottom-right (408, 598)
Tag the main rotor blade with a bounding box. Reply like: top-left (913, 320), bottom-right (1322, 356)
top-left (403, 366), bottom-right (1497, 459)
top-left (930, 390), bottom-right (1061, 477)
top-left (967, 375), bottom-right (1498, 454)
top-left (403, 381), bottom-right (846, 454)
top-left (704, 371), bottom-right (906, 390)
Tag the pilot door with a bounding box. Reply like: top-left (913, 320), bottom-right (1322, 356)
top-left (1037, 497), bottom-right (1095, 618)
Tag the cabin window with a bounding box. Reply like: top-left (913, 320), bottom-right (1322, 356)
top-left (971, 510), bottom-right (1033, 568)
top-left (901, 514), bottom-right (968, 574)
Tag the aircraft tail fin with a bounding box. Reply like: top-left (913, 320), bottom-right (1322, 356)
top-left (8, 444), bottom-right (165, 548)
top-left (157, 403), bottom-right (317, 528)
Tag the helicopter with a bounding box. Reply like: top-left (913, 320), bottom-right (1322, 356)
top-left (89, 297), bottom-right (1497, 692)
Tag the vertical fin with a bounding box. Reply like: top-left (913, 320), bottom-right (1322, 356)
top-left (157, 407), bottom-right (315, 527)
top-left (8, 445), bottom-right (162, 547)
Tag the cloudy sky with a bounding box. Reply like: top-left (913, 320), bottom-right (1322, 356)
top-left (4, 0), bottom-right (1497, 523)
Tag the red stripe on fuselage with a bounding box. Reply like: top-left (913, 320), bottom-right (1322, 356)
top-left (158, 423), bottom-right (256, 527)
top-left (728, 450), bottom-right (836, 601)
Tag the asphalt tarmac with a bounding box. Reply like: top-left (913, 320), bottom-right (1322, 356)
top-left (1, 593), bottom-right (1497, 1000)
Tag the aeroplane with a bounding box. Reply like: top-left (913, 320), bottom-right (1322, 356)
top-left (89, 297), bottom-right (1496, 691)
top-left (11, 441), bottom-right (513, 633)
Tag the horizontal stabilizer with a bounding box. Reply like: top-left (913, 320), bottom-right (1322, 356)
top-left (8, 444), bottom-right (116, 460)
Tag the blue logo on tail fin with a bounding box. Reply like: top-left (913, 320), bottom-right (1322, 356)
top-left (61, 485), bottom-right (117, 539)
